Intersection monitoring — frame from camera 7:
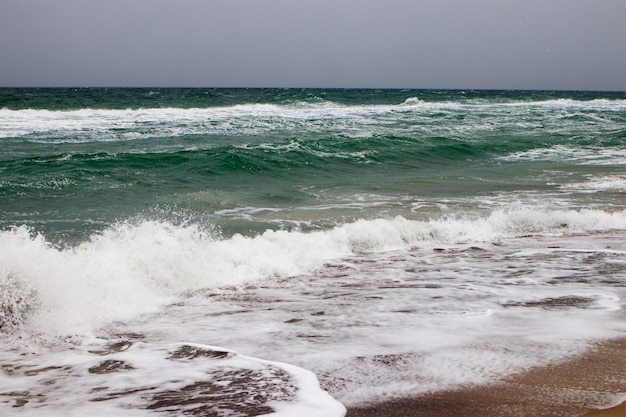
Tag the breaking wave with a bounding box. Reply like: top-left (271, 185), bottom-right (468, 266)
top-left (2, 207), bottom-right (625, 337)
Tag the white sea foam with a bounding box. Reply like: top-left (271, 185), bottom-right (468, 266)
top-left (501, 144), bottom-right (626, 165)
top-left (109, 229), bottom-right (626, 405)
top-left (1, 207), bottom-right (625, 339)
top-left (1, 208), bottom-right (626, 411)
top-left (561, 175), bottom-right (626, 192)
top-left (0, 341), bottom-right (345, 417)
top-left (2, 97), bottom-right (625, 142)
top-left (400, 97), bottom-right (425, 106)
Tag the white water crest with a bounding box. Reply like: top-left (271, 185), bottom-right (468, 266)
top-left (2, 97), bottom-right (625, 143)
top-left (500, 144), bottom-right (626, 165)
top-left (1, 207), bottom-right (625, 338)
top-left (561, 175), bottom-right (626, 192)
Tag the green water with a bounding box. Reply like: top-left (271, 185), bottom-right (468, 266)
top-left (1, 88), bottom-right (625, 243)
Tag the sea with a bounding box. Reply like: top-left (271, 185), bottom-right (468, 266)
top-left (1, 88), bottom-right (626, 416)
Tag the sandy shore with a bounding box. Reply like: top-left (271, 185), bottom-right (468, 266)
top-left (346, 339), bottom-right (626, 417)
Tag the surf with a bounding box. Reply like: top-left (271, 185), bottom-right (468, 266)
top-left (2, 207), bottom-right (625, 339)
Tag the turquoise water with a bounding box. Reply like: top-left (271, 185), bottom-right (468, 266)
top-left (2, 88), bottom-right (625, 242)
top-left (1, 89), bottom-right (626, 415)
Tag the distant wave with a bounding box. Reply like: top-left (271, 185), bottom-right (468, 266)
top-left (400, 97), bottom-right (425, 106)
top-left (561, 175), bottom-right (626, 192)
top-left (3, 97), bottom-right (625, 140)
top-left (500, 144), bottom-right (626, 165)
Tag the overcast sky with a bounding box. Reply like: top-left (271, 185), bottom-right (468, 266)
top-left (1, 0), bottom-right (625, 90)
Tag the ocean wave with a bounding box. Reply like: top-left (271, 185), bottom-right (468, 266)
top-left (1, 207), bottom-right (625, 338)
top-left (0, 271), bottom-right (36, 331)
top-left (561, 175), bottom-right (626, 192)
top-left (3, 96), bottom-right (625, 141)
top-left (400, 97), bottom-right (426, 106)
top-left (500, 144), bottom-right (626, 165)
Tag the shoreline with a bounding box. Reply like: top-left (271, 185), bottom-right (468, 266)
top-left (346, 339), bottom-right (626, 417)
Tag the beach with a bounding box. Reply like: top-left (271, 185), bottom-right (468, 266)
top-left (347, 339), bottom-right (626, 417)
top-left (1, 88), bottom-right (626, 416)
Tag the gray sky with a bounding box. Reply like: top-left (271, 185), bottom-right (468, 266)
top-left (1, 0), bottom-right (625, 90)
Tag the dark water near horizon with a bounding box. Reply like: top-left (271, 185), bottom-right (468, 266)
top-left (1, 88), bottom-right (626, 416)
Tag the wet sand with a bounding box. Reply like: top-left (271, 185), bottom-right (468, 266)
top-left (346, 339), bottom-right (626, 417)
